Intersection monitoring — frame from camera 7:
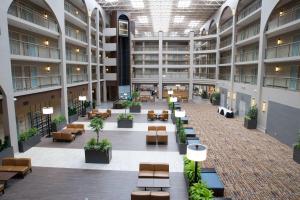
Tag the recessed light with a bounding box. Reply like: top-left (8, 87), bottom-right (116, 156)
top-left (137, 16), bottom-right (148, 23)
top-left (178, 0), bottom-right (191, 8)
top-left (174, 16), bottom-right (184, 23)
top-left (131, 0), bottom-right (144, 8)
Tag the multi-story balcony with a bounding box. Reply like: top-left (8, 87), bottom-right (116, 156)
top-left (219, 73), bottom-right (231, 81)
top-left (133, 74), bottom-right (159, 78)
top-left (163, 55), bottom-right (189, 65)
top-left (234, 75), bottom-right (257, 85)
top-left (91, 37), bottom-right (97, 46)
top-left (237, 0), bottom-right (262, 22)
top-left (66, 51), bottom-right (88, 62)
top-left (65, 26), bottom-right (87, 43)
top-left (236, 23), bottom-right (260, 43)
top-left (163, 45), bottom-right (189, 52)
top-left (134, 46), bottom-right (159, 51)
top-left (220, 55), bottom-right (232, 64)
top-left (235, 49), bottom-right (258, 63)
top-left (64, 1), bottom-right (87, 23)
top-left (194, 42), bottom-right (216, 51)
top-left (13, 75), bottom-right (61, 92)
top-left (220, 36), bottom-right (232, 49)
top-left (67, 74), bottom-right (88, 84)
top-left (194, 58), bottom-right (216, 65)
top-left (265, 41), bottom-right (300, 60)
top-left (194, 73), bottom-right (216, 79)
top-left (92, 73), bottom-right (97, 80)
top-left (163, 73), bottom-right (189, 80)
top-left (220, 18), bottom-right (233, 33)
top-left (263, 76), bottom-right (300, 91)
top-left (91, 55), bottom-right (97, 64)
top-left (10, 39), bottom-right (60, 60)
top-left (267, 5), bottom-right (300, 31)
top-left (8, 2), bottom-right (59, 32)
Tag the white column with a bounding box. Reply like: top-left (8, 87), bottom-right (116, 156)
top-left (216, 24), bottom-right (220, 82)
top-left (87, 12), bottom-right (93, 102)
top-left (229, 14), bottom-right (237, 109)
top-left (188, 31), bottom-right (194, 100)
top-left (96, 11), bottom-right (101, 106)
top-left (158, 31), bottom-right (163, 100)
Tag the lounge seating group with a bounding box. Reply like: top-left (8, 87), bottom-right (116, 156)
top-left (52, 132), bottom-right (75, 142)
top-left (146, 126), bottom-right (168, 145)
top-left (131, 191), bottom-right (170, 200)
top-left (147, 110), bottom-right (169, 121)
top-left (88, 109), bottom-right (111, 120)
top-left (52, 123), bottom-right (85, 142)
top-left (0, 157), bottom-right (32, 178)
top-left (138, 163), bottom-right (169, 179)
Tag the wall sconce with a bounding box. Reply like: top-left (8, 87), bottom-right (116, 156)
top-left (251, 98), bottom-right (256, 107)
top-left (275, 66), bottom-right (281, 72)
top-left (262, 101), bottom-right (267, 112)
top-left (279, 11), bottom-right (284, 16)
top-left (277, 38), bottom-right (283, 45)
top-left (45, 66), bottom-right (51, 72)
top-left (44, 40), bottom-right (49, 46)
top-left (75, 10), bottom-right (79, 15)
top-left (44, 13), bottom-right (48, 19)
top-left (76, 48), bottom-right (80, 53)
top-left (227, 91), bottom-right (231, 98)
top-left (106, 68), bottom-right (109, 72)
top-left (76, 67), bottom-right (81, 71)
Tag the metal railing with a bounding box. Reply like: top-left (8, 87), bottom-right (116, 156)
top-left (134, 46), bottom-right (159, 51)
top-left (219, 74), bottom-right (231, 80)
top-left (220, 36), bottom-right (232, 48)
top-left (194, 58), bottom-right (216, 65)
top-left (220, 55), bottom-right (232, 64)
top-left (236, 23), bottom-right (260, 42)
top-left (163, 46), bottom-right (189, 51)
top-left (237, 0), bottom-right (262, 22)
top-left (265, 41), bottom-right (300, 59)
top-left (220, 18), bottom-right (233, 32)
top-left (66, 51), bottom-right (88, 62)
top-left (263, 76), bottom-right (300, 91)
top-left (267, 5), bottom-right (300, 31)
top-left (8, 2), bottom-right (59, 32)
top-left (64, 1), bottom-right (87, 23)
top-left (67, 74), bottom-right (88, 84)
top-left (13, 75), bottom-right (61, 91)
top-left (65, 26), bottom-right (87, 42)
top-left (10, 39), bottom-right (60, 59)
top-left (194, 42), bottom-right (216, 51)
top-left (235, 49), bottom-right (258, 62)
top-left (91, 55), bottom-right (97, 63)
top-left (234, 75), bottom-right (257, 84)
top-left (163, 73), bottom-right (189, 79)
top-left (133, 74), bottom-right (159, 78)
top-left (194, 73), bottom-right (216, 79)
top-left (92, 73), bottom-right (97, 80)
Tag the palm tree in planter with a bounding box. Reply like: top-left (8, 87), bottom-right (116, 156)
top-left (130, 91), bottom-right (142, 113)
top-left (293, 131), bottom-right (300, 164)
top-left (117, 100), bottom-right (134, 128)
top-left (84, 117), bottom-right (112, 163)
top-left (244, 106), bottom-right (258, 129)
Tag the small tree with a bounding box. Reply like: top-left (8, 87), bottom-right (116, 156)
top-left (122, 100), bottom-right (132, 116)
top-left (131, 91), bottom-right (140, 102)
top-left (89, 117), bottom-right (104, 143)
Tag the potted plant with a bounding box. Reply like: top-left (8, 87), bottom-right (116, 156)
top-left (189, 182), bottom-right (214, 200)
top-left (0, 136), bottom-right (14, 162)
top-left (117, 100), bottom-right (134, 128)
top-left (68, 107), bottom-right (78, 123)
top-left (177, 127), bottom-right (187, 154)
top-left (84, 117), bottom-right (112, 164)
top-left (129, 91), bottom-right (142, 113)
top-left (51, 115), bottom-right (66, 132)
top-left (210, 92), bottom-right (220, 105)
top-left (244, 106), bottom-right (258, 129)
top-left (18, 128), bottom-right (41, 152)
top-left (293, 131), bottom-right (300, 164)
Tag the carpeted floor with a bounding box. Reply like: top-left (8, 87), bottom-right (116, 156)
top-left (183, 100), bottom-right (300, 200)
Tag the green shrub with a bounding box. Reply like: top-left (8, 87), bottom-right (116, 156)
top-left (210, 92), bottom-right (220, 105)
top-left (131, 101), bottom-right (141, 107)
top-left (68, 107), bottom-right (77, 116)
top-left (179, 128), bottom-right (186, 144)
top-left (84, 138), bottom-right (112, 152)
top-left (89, 117), bottom-right (104, 143)
top-left (183, 156), bottom-right (201, 184)
top-left (189, 182), bottom-right (213, 200)
top-left (295, 131), bottom-right (300, 149)
top-left (18, 128), bottom-right (38, 142)
top-left (245, 106), bottom-right (258, 120)
top-left (117, 113), bottom-right (134, 121)
top-left (52, 115), bottom-right (66, 125)
top-left (0, 136), bottom-right (10, 151)
top-left (84, 101), bottom-right (91, 108)
top-left (131, 91), bottom-right (140, 102)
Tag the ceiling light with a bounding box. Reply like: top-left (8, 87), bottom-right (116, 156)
top-left (131, 0), bottom-right (144, 8)
top-left (174, 16), bottom-right (184, 23)
top-left (189, 20), bottom-right (200, 28)
top-left (178, 0), bottom-right (191, 8)
top-left (137, 16), bottom-right (148, 23)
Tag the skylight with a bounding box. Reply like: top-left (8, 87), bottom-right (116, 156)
top-left (174, 16), bottom-right (185, 23)
top-left (178, 0), bottom-right (191, 8)
top-left (150, 0), bottom-right (172, 32)
top-left (137, 16), bottom-right (148, 23)
top-left (130, 0), bottom-right (144, 9)
top-left (188, 20), bottom-right (200, 28)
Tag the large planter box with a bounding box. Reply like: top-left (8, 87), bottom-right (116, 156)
top-left (293, 146), bottom-right (300, 164)
top-left (51, 122), bottom-right (66, 132)
top-left (244, 118), bottom-right (257, 129)
top-left (113, 100), bottom-right (125, 109)
top-left (18, 135), bottom-right (41, 152)
top-left (0, 147), bottom-right (14, 163)
top-left (176, 134), bottom-right (187, 154)
top-left (69, 114), bottom-right (78, 123)
top-left (117, 119), bottom-right (133, 128)
top-left (129, 105), bottom-right (141, 113)
top-left (171, 114), bottom-right (176, 124)
top-left (85, 147), bottom-right (112, 164)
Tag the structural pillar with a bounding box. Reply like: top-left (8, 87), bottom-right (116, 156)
top-left (158, 31), bottom-right (163, 100)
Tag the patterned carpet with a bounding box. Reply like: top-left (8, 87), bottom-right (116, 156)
top-left (182, 100), bottom-right (300, 200)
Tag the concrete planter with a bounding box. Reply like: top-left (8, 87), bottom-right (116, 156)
top-left (117, 119), bottom-right (133, 128)
top-left (129, 105), bottom-right (141, 113)
top-left (18, 135), bottom-right (41, 152)
top-left (293, 146), bottom-right (300, 164)
top-left (178, 142), bottom-right (187, 155)
top-left (0, 147), bottom-right (14, 162)
top-left (69, 114), bottom-right (78, 123)
top-left (85, 147), bottom-right (112, 164)
top-left (244, 118), bottom-right (257, 129)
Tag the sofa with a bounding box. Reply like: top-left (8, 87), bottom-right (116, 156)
top-left (147, 111), bottom-right (157, 121)
top-left (138, 163), bottom-right (169, 179)
top-left (66, 124), bottom-right (85, 134)
top-left (131, 191), bottom-right (170, 200)
top-left (146, 126), bottom-right (168, 145)
top-left (158, 111), bottom-right (169, 121)
top-left (88, 109), bottom-right (111, 120)
top-left (52, 132), bottom-right (75, 142)
top-left (0, 157), bottom-right (32, 177)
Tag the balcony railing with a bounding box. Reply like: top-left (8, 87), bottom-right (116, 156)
top-left (265, 41), bottom-right (300, 59)
top-left (234, 75), bottom-right (257, 85)
top-left (163, 73), bottom-right (189, 79)
top-left (134, 46), bottom-right (159, 51)
top-left (8, 2), bottom-right (59, 32)
top-left (194, 58), bottom-right (216, 65)
top-left (267, 5), bottom-right (300, 31)
top-left (219, 73), bottom-right (231, 80)
top-left (235, 49), bottom-right (258, 62)
top-left (91, 38), bottom-right (96, 46)
top-left (220, 37), bottom-right (232, 48)
top-left (66, 51), bottom-right (88, 62)
top-left (194, 43), bottom-right (216, 51)
top-left (163, 46), bottom-right (189, 51)
top-left (92, 73), bottom-right (97, 80)
top-left (64, 1), bottom-right (87, 23)
top-left (194, 73), bottom-right (216, 79)
top-left (236, 23), bottom-right (260, 42)
top-left (133, 74), bottom-right (159, 78)
top-left (10, 39), bottom-right (60, 59)
top-left (67, 74), bottom-right (88, 84)
top-left (263, 76), bottom-right (300, 91)
top-left (65, 26), bottom-right (87, 43)
top-left (91, 20), bottom-right (96, 29)
top-left (91, 55), bottom-right (97, 63)
top-left (220, 18), bottom-right (233, 32)
top-left (13, 75), bottom-right (61, 91)
top-left (220, 55), bottom-right (232, 64)
top-left (237, 0), bottom-right (262, 22)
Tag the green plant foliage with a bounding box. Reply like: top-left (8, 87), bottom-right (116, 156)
top-left (117, 113), bottom-right (134, 121)
top-left (131, 91), bottom-right (140, 102)
top-left (131, 101), bottom-right (141, 107)
top-left (295, 131), bottom-right (300, 149)
top-left (89, 117), bottom-right (104, 143)
top-left (179, 128), bottom-right (186, 144)
top-left (245, 106), bottom-right (258, 120)
top-left (52, 115), bottom-right (66, 125)
top-left (68, 107), bottom-right (77, 116)
top-left (189, 182), bottom-right (214, 200)
top-left (18, 128), bottom-right (38, 142)
top-left (183, 156), bottom-right (200, 184)
top-left (0, 136), bottom-right (10, 152)
top-left (176, 118), bottom-right (183, 130)
top-left (210, 92), bottom-right (220, 105)
top-left (84, 101), bottom-right (91, 108)
top-left (84, 138), bottom-right (112, 152)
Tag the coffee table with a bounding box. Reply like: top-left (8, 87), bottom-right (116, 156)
top-left (137, 178), bottom-right (170, 191)
top-left (0, 172), bottom-right (17, 187)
